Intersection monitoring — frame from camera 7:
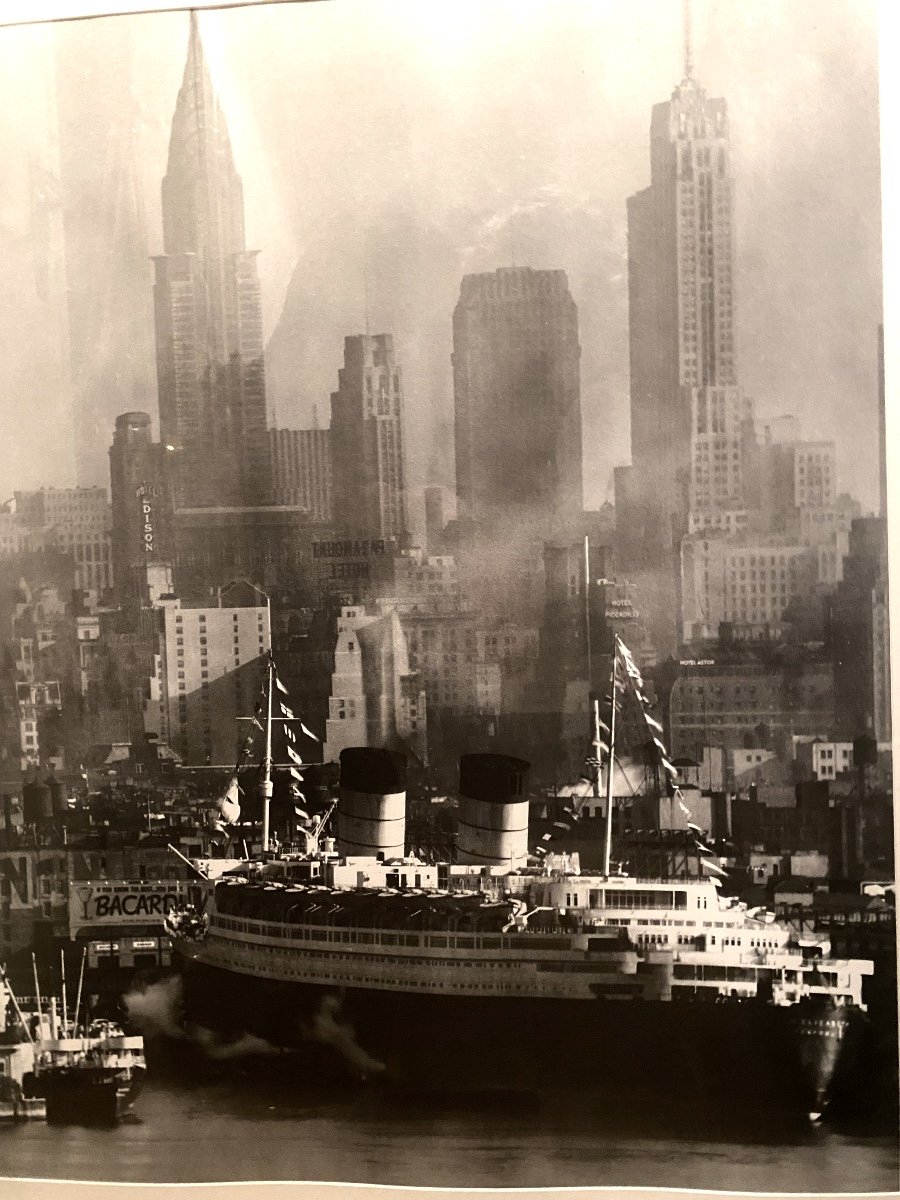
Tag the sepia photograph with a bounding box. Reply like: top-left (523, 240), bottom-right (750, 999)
top-left (0, 0), bottom-right (895, 1193)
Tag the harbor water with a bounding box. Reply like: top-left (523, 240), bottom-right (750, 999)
top-left (0, 1074), bottom-right (896, 1191)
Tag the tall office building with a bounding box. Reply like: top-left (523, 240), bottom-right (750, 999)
top-left (269, 427), bottom-right (333, 523)
top-left (54, 18), bottom-right (155, 488)
top-left (153, 14), bottom-right (270, 510)
top-left (323, 605), bottom-right (426, 765)
top-left (626, 34), bottom-right (744, 556)
top-left (330, 335), bottom-right (409, 544)
top-left (452, 267), bottom-right (582, 541)
top-left (13, 486), bottom-right (113, 597)
top-left (830, 518), bottom-right (891, 744)
top-left (145, 587), bottom-right (271, 766)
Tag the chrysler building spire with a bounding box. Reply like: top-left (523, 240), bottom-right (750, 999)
top-left (161, 9), bottom-right (245, 260)
top-left (153, 12), bottom-right (270, 509)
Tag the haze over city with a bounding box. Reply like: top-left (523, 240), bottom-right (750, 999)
top-left (0, 0), bottom-right (882, 524)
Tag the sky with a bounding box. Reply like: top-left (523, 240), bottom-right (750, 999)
top-left (0, 0), bottom-right (883, 527)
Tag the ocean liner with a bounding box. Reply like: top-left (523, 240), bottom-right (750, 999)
top-left (166, 637), bottom-right (874, 1121)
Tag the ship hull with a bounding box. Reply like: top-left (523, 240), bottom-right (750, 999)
top-left (170, 950), bottom-right (864, 1125)
top-left (38, 1067), bottom-right (146, 1127)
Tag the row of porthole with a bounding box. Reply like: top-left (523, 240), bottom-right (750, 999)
top-left (222, 954), bottom-right (546, 992)
top-left (234, 942), bottom-right (557, 972)
top-left (221, 950), bottom-right (582, 994)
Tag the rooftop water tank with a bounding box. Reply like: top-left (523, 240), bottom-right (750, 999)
top-left (22, 779), bottom-right (53, 824)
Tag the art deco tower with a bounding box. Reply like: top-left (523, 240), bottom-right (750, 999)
top-left (625, 9), bottom-right (748, 553)
top-left (330, 334), bottom-right (409, 544)
top-left (453, 267), bottom-right (582, 541)
top-left (153, 14), bottom-right (270, 509)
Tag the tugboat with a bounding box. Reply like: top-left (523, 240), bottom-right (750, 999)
top-left (0, 955), bottom-right (146, 1125)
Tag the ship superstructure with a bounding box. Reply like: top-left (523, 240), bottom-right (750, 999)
top-left (190, 857), bottom-right (870, 1010)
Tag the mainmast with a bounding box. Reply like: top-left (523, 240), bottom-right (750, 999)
top-left (260, 655), bottom-right (274, 854)
top-left (602, 637), bottom-right (619, 878)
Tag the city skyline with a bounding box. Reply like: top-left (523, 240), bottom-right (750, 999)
top-left (0, 9), bottom-right (894, 1178)
top-left (154, 11), bottom-right (271, 510)
top-left (0, 0), bottom-right (882, 527)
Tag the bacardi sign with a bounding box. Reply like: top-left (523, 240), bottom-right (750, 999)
top-left (69, 879), bottom-right (185, 935)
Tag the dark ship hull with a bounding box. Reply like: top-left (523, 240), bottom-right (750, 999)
top-left (34, 1066), bottom-right (146, 1126)
top-left (172, 950), bottom-right (865, 1127)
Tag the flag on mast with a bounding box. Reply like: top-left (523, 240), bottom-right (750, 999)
top-left (217, 774), bottom-right (241, 826)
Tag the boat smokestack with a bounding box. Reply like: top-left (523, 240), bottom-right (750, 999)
top-left (456, 753), bottom-right (530, 867)
top-left (336, 748), bottom-right (407, 859)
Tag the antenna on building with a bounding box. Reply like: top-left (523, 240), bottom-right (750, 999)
top-left (363, 264), bottom-right (371, 337)
top-left (683, 0), bottom-right (694, 81)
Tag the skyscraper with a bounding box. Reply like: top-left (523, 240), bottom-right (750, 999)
top-left (153, 14), bottom-right (270, 510)
top-left (330, 334), bottom-right (409, 545)
top-left (269, 427), bottom-right (333, 524)
top-left (452, 267), bottom-right (582, 541)
top-left (626, 29), bottom-right (743, 555)
top-left (54, 18), bottom-right (155, 490)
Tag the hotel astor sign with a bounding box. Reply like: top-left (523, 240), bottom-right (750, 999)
top-left (69, 879), bottom-right (185, 936)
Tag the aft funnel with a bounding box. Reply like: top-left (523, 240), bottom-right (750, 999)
top-left (457, 753), bottom-right (530, 867)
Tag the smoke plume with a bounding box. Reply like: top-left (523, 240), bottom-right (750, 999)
top-left (124, 978), bottom-right (385, 1074)
top-left (307, 994), bottom-right (385, 1079)
top-left (123, 977), bottom-right (281, 1060)
top-left (192, 1027), bottom-right (280, 1060)
top-left (123, 975), bottom-right (186, 1040)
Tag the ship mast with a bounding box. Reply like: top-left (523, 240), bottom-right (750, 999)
top-left (260, 655), bottom-right (274, 854)
top-left (583, 535), bottom-right (593, 686)
top-left (602, 637), bottom-right (618, 879)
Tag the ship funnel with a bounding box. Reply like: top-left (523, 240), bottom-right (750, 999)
top-left (336, 748), bottom-right (407, 859)
top-left (457, 753), bottom-right (530, 867)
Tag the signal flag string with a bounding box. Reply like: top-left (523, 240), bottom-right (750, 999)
top-left (535, 637), bottom-right (727, 885)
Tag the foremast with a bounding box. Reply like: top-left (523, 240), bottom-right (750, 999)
top-left (589, 629), bottom-right (620, 880)
top-left (260, 654), bottom-right (275, 854)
